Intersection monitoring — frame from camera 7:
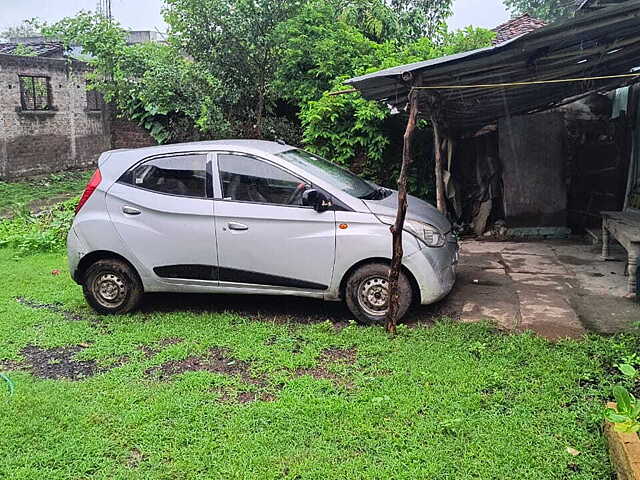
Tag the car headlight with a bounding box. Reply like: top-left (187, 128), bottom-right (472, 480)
top-left (378, 216), bottom-right (446, 248)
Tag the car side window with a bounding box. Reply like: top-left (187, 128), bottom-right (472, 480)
top-left (121, 154), bottom-right (207, 198)
top-left (218, 153), bottom-right (308, 206)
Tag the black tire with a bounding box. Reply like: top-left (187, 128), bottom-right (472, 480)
top-left (344, 263), bottom-right (413, 326)
top-left (82, 259), bottom-right (143, 315)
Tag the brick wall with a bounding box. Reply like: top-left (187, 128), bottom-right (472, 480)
top-left (0, 54), bottom-right (111, 179)
top-left (111, 118), bottom-right (157, 150)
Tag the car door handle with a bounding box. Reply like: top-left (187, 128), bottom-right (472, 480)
top-left (228, 222), bottom-right (248, 231)
top-left (122, 206), bottom-right (141, 215)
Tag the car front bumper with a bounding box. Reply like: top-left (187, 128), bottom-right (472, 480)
top-left (404, 237), bottom-right (458, 305)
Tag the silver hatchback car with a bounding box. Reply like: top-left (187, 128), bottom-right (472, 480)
top-left (68, 140), bottom-right (458, 324)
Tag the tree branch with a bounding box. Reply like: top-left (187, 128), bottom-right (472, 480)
top-left (386, 87), bottom-right (419, 335)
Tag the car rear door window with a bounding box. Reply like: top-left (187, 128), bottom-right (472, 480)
top-left (121, 154), bottom-right (207, 198)
top-left (218, 153), bottom-right (307, 206)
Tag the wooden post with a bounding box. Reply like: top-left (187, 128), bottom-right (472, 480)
top-left (386, 89), bottom-right (419, 335)
top-left (432, 117), bottom-right (448, 216)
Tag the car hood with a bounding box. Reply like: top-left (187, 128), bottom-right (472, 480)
top-left (362, 191), bottom-right (452, 233)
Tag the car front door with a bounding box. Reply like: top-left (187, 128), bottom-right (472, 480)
top-left (106, 152), bottom-right (218, 284)
top-left (213, 152), bottom-right (336, 292)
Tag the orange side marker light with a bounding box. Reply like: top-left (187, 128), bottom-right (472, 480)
top-left (339, 224), bottom-right (349, 230)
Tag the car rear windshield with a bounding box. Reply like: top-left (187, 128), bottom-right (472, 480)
top-left (276, 149), bottom-right (376, 199)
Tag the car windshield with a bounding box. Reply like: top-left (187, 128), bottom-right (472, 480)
top-left (277, 149), bottom-right (377, 199)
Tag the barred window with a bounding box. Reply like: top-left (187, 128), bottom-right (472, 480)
top-left (86, 85), bottom-right (103, 111)
top-left (19, 75), bottom-right (51, 111)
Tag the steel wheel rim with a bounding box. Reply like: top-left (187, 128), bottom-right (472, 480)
top-left (357, 275), bottom-right (389, 317)
top-left (92, 272), bottom-right (127, 309)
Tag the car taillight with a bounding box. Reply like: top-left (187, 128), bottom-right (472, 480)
top-left (76, 168), bottom-right (102, 214)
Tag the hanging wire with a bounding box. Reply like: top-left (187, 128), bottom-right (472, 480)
top-left (410, 72), bottom-right (640, 90)
top-left (329, 72), bottom-right (640, 96)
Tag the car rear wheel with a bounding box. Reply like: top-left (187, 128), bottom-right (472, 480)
top-left (83, 259), bottom-right (143, 315)
top-left (345, 263), bottom-right (413, 325)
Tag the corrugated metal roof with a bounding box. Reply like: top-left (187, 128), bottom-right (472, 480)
top-left (345, 0), bottom-right (640, 133)
top-left (578, 0), bottom-right (629, 13)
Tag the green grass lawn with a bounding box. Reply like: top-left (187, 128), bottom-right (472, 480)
top-left (0, 170), bottom-right (91, 215)
top-left (0, 247), bottom-right (638, 479)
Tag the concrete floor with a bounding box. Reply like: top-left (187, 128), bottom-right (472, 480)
top-left (436, 238), bottom-right (640, 340)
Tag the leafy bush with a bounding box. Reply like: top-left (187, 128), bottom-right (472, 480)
top-left (605, 386), bottom-right (640, 434)
top-left (604, 363), bottom-right (640, 434)
top-left (298, 27), bottom-right (495, 199)
top-left (0, 197), bottom-right (77, 255)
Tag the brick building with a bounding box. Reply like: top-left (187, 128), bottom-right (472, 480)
top-left (0, 53), bottom-right (112, 178)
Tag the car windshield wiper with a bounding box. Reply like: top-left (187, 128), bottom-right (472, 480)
top-left (359, 187), bottom-right (391, 200)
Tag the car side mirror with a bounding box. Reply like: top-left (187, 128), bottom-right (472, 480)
top-left (302, 189), bottom-right (332, 213)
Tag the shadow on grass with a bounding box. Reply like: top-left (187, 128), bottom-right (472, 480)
top-left (138, 292), bottom-right (442, 326)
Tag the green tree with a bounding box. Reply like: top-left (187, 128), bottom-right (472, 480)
top-left (503, 0), bottom-right (577, 22)
top-left (340, 0), bottom-right (400, 43)
top-left (163, 0), bottom-right (454, 137)
top-left (43, 12), bottom-right (227, 143)
top-left (388, 0), bottom-right (454, 41)
top-left (275, 1), bottom-right (381, 104)
top-left (340, 0), bottom-right (454, 43)
top-left (164, 0), bottom-right (304, 138)
top-left (299, 27), bottom-right (495, 198)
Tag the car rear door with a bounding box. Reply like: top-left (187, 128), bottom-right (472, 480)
top-left (105, 152), bottom-right (218, 284)
top-left (212, 152), bottom-right (336, 291)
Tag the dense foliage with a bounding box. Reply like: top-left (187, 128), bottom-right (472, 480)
top-left (43, 2), bottom-right (493, 199)
top-left (296, 27), bottom-right (494, 196)
top-left (503, 0), bottom-right (578, 22)
top-left (164, 0), bottom-right (304, 139)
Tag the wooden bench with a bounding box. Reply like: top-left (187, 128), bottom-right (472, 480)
top-left (602, 210), bottom-right (640, 297)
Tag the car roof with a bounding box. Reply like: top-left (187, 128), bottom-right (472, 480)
top-left (104, 139), bottom-right (295, 166)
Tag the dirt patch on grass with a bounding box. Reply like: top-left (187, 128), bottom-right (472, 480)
top-left (146, 347), bottom-right (266, 386)
top-left (147, 347), bottom-right (283, 404)
top-left (15, 297), bottom-right (112, 333)
top-left (138, 345), bottom-right (158, 358)
top-left (0, 359), bottom-right (22, 371)
top-left (16, 297), bottom-right (87, 322)
top-left (125, 448), bottom-right (146, 469)
top-left (323, 347), bottom-right (357, 364)
top-left (20, 345), bottom-right (99, 380)
top-left (295, 347), bottom-right (357, 386)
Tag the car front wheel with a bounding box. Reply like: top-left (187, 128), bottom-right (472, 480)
top-left (345, 263), bottom-right (413, 325)
top-left (82, 259), bottom-right (143, 314)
